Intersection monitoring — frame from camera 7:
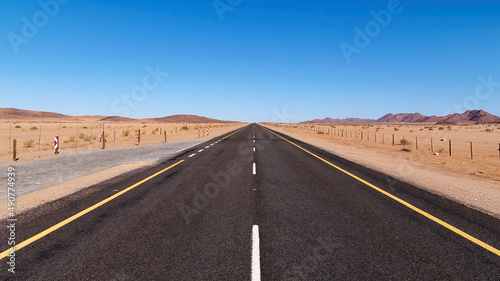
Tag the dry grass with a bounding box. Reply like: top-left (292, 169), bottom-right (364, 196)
top-left (23, 139), bottom-right (35, 148)
top-left (63, 135), bottom-right (75, 143)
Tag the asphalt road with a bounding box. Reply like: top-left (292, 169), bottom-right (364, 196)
top-left (1, 123), bottom-right (499, 280)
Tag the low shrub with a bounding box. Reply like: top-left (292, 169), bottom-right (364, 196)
top-left (23, 139), bottom-right (35, 148)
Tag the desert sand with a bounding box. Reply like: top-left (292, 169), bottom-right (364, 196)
top-left (0, 116), bottom-right (242, 165)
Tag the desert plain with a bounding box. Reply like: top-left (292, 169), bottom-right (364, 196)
top-left (0, 116), bottom-right (242, 164)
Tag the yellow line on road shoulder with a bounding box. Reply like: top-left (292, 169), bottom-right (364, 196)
top-left (0, 159), bottom-right (184, 260)
top-left (264, 127), bottom-right (500, 257)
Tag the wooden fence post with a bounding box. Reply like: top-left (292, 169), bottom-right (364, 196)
top-left (431, 138), bottom-right (433, 152)
top-left (102, 124), bottom-right (105, 150)
top-left (449, 140), bottom-right (452, 156)
top-left (415, 137), bottom-right (418, 150)
top-left (470, 142), bottom-right (473, 160)
top-left (138, 129), bottom-right (141, 145)
top-left (164, 131), bottom-right (167, 143)
top-left (13, 139), bottom-right (16, 161)
top-left (392, 134), bottom-right (395, 146)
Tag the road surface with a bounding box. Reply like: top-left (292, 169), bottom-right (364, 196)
top-left (1, 124), bottom-right (499, 280)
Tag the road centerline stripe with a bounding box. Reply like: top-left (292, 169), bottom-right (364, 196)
top-left (263, 127), bottom-right (500, 257)
top-left (0, 159), bottom-right (185, 260)
top-left (253, 163), bottom-right (256, 175)
top-left (198, 149), bottom-right (204, 152)
top-left (252, 225), bottom-right (261, 281)
top-left (188, 153), bottom-right (196, 158)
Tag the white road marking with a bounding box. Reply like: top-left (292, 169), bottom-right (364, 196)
top-left (253, 147), bottom-right (255, 152)
top-left (253, 163), bottom-right (256, 175)
top-left (252, 225), bottom-right (261, 281)
top-left (210, 144), bottom-right (214, 146)
top-left (253, 140), bottom-right (255, 143)
top-left (198, 149), bottom-right (204, 152)
top-left (188, 154), bottom-right (196, 158)
top-left (205, 146), bottom-right (210, 149)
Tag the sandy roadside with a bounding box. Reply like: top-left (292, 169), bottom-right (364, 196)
top-left (262, 124), bottom-right (500, 219)
top-left (0, 161), bottom-right (156, 220)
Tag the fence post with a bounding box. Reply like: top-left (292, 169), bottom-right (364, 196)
top-left (164, 131), bottom-right (167, 143)
top-left (361, 131), bottom-right (363, 141)
top-left (415, 137), bottom-right (418, 150)
top-left (13, 139), bottom-right (16, 161)
top-left (431, 138), bottom-right (433, 152)
top-left (449, 140), bottom-right (452, 156)
top-left (367, 132), bottom-right (369, 142)
top-left (392, 134), bottom-right (395, 146)
top-left (138, 129), bottom-right (141, 145)
top-left (375, 133), bottom-right (376, 143)
top-left (470, 142), bottom-right (473, 160)
top-left (102, 124), bottom-right (105, 150)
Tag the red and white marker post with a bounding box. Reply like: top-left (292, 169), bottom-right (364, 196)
top-left (207, 128), bottom-right (210, 136)
top-left (54, 136), bottom-right (59, 154)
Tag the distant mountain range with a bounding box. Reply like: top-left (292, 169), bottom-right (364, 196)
top-left (0, 108), bottom-right (237, 123)
top-left (301, 110), bottom-right (500, 124)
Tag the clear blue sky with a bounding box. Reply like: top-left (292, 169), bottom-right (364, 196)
top-left (1, 0), bottom-right (500, 122)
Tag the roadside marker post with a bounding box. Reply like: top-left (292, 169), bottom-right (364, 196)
top-left (54, 136), bottom-right (59, 154)
top-left (207, 128), bottom-right (210, 136)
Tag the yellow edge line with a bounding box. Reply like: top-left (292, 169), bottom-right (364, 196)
top-left (0, 159), bottom-right (185, 260)
top-left (264, 127), bottom-right (500, 257)
top-left (221, 125), bottom-right (248, 140)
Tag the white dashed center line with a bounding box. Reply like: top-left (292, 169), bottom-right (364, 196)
top-left (252, 225), bottom-right (261, 281)
top-left (205, 146), bottom-right (210, 149)
top-left (198, 149), bottom-right (204, 152)
top-left (253, 163), bottom-right (256, 175)
top-left (188, 154), bottom-right (196, 158)
top-left (253, 147), bottom-right (255, 152)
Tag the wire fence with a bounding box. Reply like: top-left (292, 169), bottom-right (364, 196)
top-left (274, 123), bottom-right (500, 163)
top-left (2, 122), bottom-right (235, 158)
